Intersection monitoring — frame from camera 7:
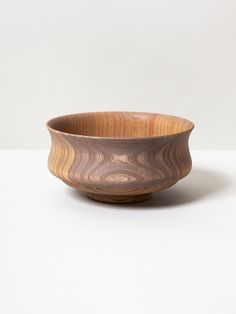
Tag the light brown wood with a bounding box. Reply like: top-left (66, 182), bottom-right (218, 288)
top-left (47, 112), bottom-right (194, 204)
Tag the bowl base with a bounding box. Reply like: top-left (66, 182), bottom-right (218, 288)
top-left (87, 193), bottom-right (152, 204)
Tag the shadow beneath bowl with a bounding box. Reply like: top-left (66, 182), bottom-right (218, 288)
top-left (135, 167), bottom-right (231, 209)
top-left (67, 167), bottom-right (231, 209)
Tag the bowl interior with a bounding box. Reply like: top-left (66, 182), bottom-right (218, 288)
top-left (47, 112), bottom-right (194, 138)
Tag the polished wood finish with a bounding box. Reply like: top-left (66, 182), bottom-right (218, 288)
top-left (47, 112), bottom-right (194, 204)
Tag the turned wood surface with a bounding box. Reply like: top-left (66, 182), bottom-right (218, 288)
top-left (47, 112), bottom-right (194, 203)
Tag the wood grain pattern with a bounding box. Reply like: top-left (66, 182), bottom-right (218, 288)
top-left (47, 112), bottom-right (194, 203)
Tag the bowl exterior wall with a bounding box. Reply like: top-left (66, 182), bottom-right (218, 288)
top-left (48, 130), bottom-right (193, 195)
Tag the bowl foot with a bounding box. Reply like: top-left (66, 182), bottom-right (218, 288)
top-left (87, 193), bottom-right (152, 204)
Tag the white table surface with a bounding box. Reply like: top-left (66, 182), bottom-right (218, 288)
top-left (0, 150), bottom-right (236, 314)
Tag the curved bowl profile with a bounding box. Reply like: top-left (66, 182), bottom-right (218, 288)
top-left (46, 112), bottom-right (194, 204)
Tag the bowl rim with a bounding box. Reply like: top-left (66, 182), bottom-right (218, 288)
top-left (46, 111), bottom-right (194, 140)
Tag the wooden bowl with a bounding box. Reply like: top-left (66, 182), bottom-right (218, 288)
top-left (47, 112), bottom-right (194, 204)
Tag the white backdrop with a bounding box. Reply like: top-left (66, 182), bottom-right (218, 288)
top-left (0, 0), bottom-right (235, 149)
